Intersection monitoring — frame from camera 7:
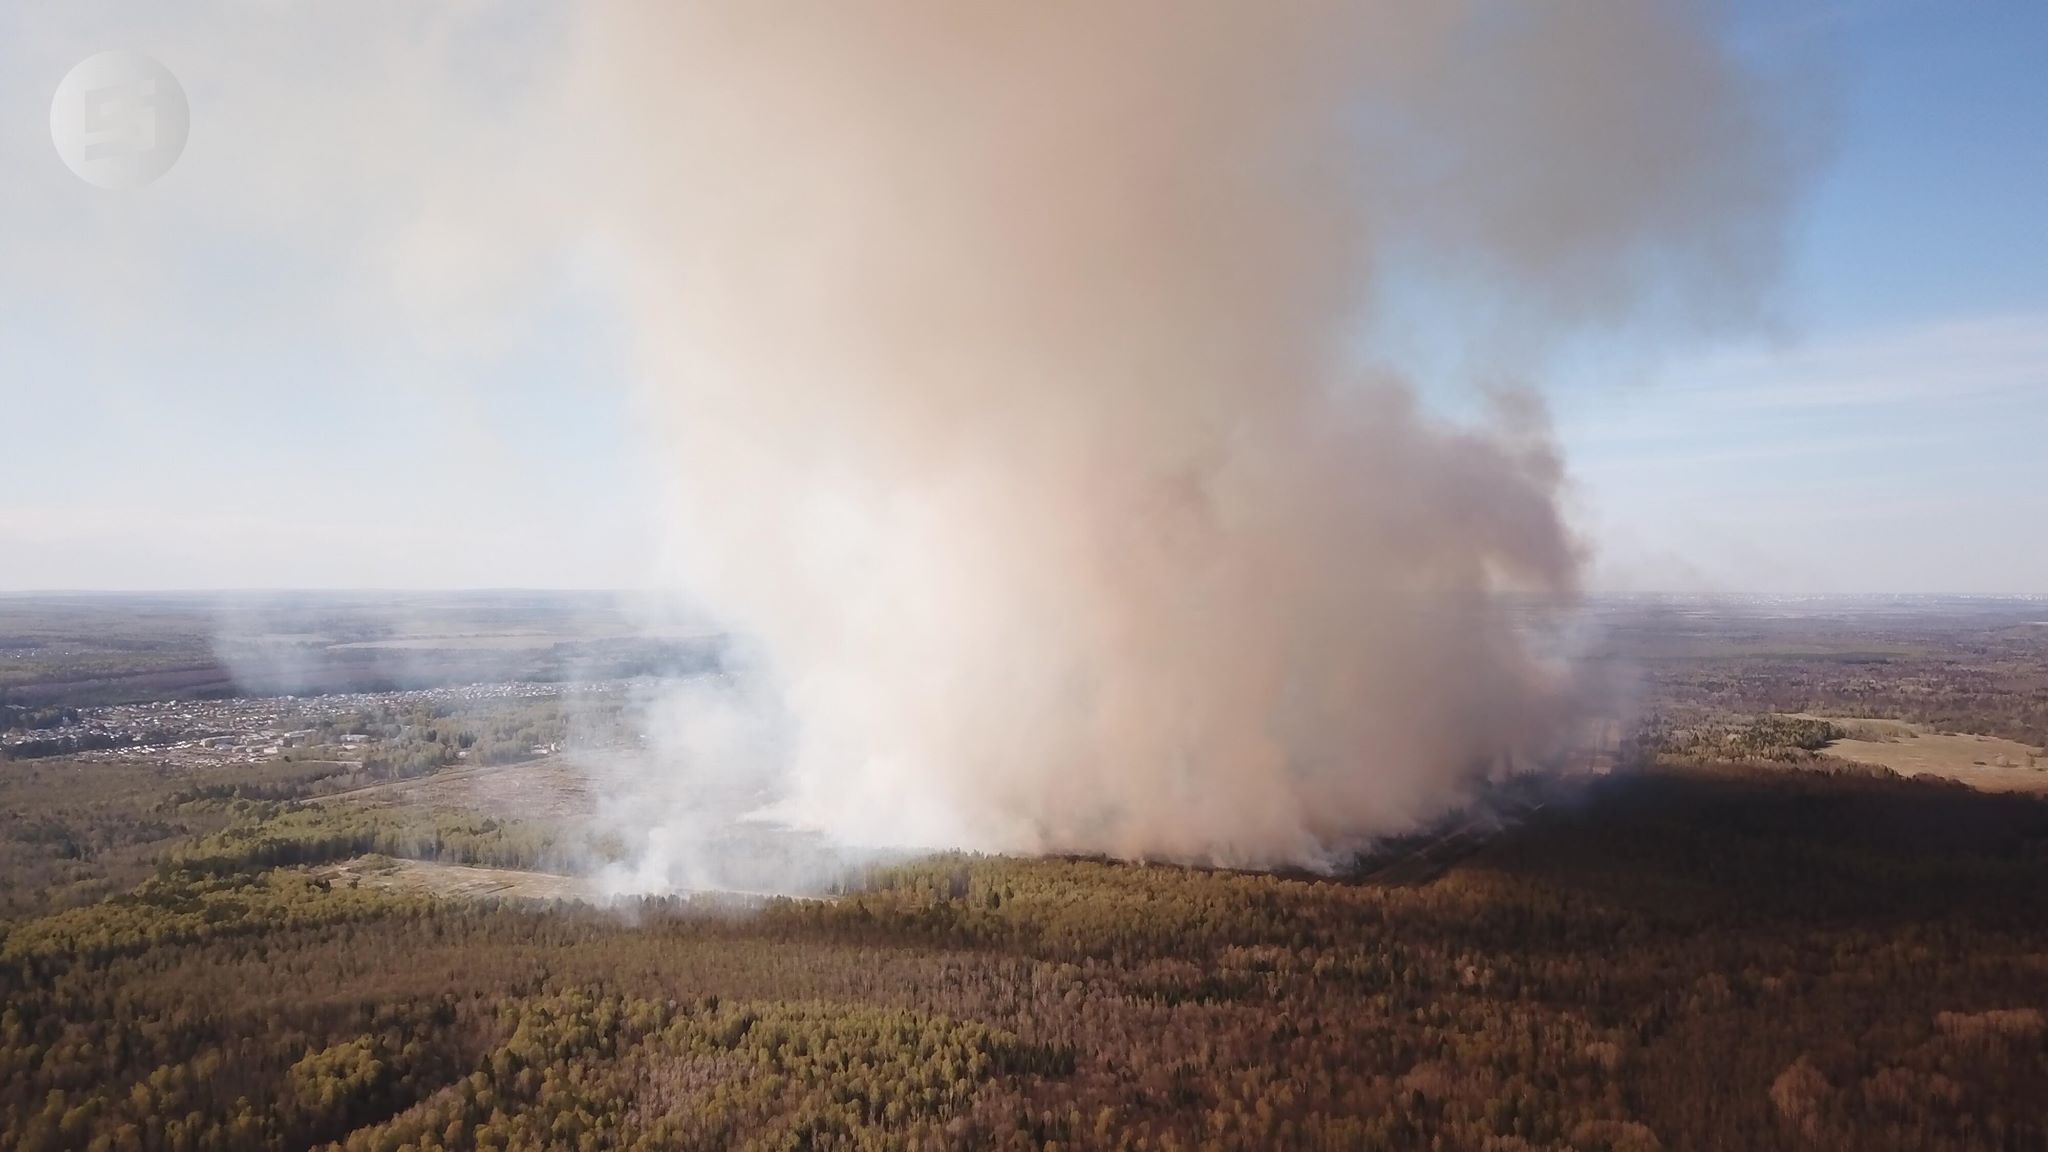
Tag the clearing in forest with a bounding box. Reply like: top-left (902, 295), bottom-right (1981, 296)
top-left (321, 855), bottom-right (593, 901)
top-left (1795, 715), bottom-right (2048, 793)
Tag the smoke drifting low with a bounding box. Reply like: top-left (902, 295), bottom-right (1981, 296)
top-left (562, 2), bottom-right (1800, 872)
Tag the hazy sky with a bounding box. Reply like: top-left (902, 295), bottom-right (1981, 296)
top-left (1, 1), bottom-right (2044, 594)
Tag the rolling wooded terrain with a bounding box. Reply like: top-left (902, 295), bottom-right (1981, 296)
top-left (3, 764), bottom-right (2046, 1151)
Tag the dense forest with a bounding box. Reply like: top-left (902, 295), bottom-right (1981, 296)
top-left (4, 762), bottom-right (2046, 1151)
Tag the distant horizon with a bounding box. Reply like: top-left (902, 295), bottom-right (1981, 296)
top-left (3, 587), bottom-right (2044, 601)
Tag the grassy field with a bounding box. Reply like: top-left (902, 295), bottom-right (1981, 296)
top-left (1799, 715), bottom-right (2048, 792)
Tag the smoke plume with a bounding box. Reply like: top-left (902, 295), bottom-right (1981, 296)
top-left (563, 2), bottom-right (1800, 872)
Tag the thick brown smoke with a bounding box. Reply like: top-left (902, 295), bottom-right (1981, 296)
top-left (566, 2), bottom-right (1798, 870)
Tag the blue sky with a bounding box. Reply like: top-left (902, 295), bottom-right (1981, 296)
top-left (1547, 0), bottom-right (2048, 592)
top-left (1, 1), bottom-right (2044, 593)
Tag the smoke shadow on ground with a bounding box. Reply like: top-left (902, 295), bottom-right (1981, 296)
top-left (1461, 765), bottom-right (2048, 930)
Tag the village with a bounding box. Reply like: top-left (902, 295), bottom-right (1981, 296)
top-left (0, 681), bottom-right (621, 768)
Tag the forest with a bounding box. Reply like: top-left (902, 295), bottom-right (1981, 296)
top-left (3, 760), bottom-right (2046, 1151)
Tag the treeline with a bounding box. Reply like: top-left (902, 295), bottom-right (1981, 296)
top-left (0, 730), bottom-right (146, 761)
top-left (0, 699), bottom-right (582, 922)
top-left (296, 695), bottom-right (600, 778)
top-left (0, 759), bottom-right (252, 918)
top-left (0, 705), bottom-right (79, 733)
top-left (0, 757), bottom-right (388, 920)
top-left (171, 801), bottom-right (573, 878)
top-left (1645, 714), bottom-right (1847, 764)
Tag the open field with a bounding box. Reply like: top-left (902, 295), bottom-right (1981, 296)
top-left (1795, 715), bottom-right (2048, 792)
top-left (312, 753), bottom-right (596, 821)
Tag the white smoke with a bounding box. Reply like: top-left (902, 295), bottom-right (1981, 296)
top-left (542, 2), bottom-right (1807, 878)
top-left (8, 2), bottom-right (1805, 883)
